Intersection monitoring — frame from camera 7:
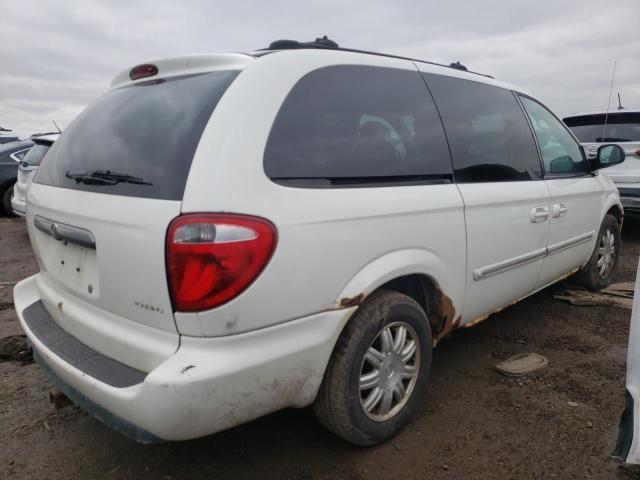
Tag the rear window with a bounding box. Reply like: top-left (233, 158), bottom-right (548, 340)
top-left (22, 143), bottom-right (51, 166)
top-left (264, 65), bottom-right (452, 186)
top-left (36, 70), bottom-right (239, 200)
top-left (564, 112), bottom-right (640, 143)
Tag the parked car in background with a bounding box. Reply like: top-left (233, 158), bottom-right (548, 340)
top-left (564, 110), bottom-right (640, 213)
top-left (0, 140), bottom-right (34, 214)
top-left (14, 39), bottom-right (627, 446)
top-left (11, 134), bottom-right (59, 216)
top-left (0, 134), bottom-right (21, 144)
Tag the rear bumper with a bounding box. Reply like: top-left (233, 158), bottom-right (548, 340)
top-left (15, 274), bottom-right (353, 442)
top-left (10, 194), bottom-right (26, 216)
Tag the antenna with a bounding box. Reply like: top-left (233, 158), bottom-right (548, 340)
top-left (601, 60), bottom-right (617, 143)
top-left (52, 120), bottom-right (62, 133)
top-left (617, 92), bottom-right (624, 110)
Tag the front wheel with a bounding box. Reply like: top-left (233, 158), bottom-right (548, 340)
top-left (574, 214), bottom-right (621, 291)
top-left (313, 290), bottom-right (432, 445)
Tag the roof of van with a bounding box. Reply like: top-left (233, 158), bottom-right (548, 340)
top-left (110, 38), bottom-right (527, 96)
top-left (256, 37), bottom-right (494, 78)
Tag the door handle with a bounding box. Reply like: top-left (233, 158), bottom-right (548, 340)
top-left (551, 202), bottom-right (568, 218)
top-left (530, 206), bottom-right (550, 223)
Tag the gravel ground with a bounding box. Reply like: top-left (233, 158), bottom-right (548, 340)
top-left (1, 215), bottom-right (640, 480)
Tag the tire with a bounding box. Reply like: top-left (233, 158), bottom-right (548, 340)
top-left (574, 214), bottom-right (620, 291)
top-left (2, 183), bottom-right (15, 216)
top-left (313, 290), bottom-right (432, 446)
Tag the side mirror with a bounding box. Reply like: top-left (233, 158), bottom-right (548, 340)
top-left (593, 144), bottom-right (626, 170)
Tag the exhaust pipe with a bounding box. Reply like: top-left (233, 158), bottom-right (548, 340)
top-left (49, 387), bottom-right (72, 410)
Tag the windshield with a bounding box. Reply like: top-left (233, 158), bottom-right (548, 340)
top-left (36, 70), bottom-right (239, 200)
top-left (22, 143), bottom-right (51, 166)
top-left (564, 112), bottom-right (640, 143)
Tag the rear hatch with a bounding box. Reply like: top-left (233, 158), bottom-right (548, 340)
top-left (27, 61), bottom-right (242, 361)
top-left (564, 111), bottom-right (640, 182)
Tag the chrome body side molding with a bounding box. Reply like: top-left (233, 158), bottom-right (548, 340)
top-left (473, 231), bottom-right (595, 281)
top-left (473, 248), bottom-right (547, 281)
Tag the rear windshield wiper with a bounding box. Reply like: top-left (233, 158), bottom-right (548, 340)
top-left (65, 170), bottom-right (153, 186)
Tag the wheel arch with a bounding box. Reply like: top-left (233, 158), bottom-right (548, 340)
top-left (336, 249), bottom-right (463, 344)
top-left (607, 203), bottom-right (624, 227)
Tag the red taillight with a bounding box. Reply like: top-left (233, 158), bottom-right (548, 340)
top-left (635, 149), bottom-right (640, 157)
top-left (129, 64), bottom-right (158, 81)
top-left (166, 214), bottom-right (277, 312)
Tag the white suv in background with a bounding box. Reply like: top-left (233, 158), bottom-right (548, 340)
top-left (11, 133), bottom-right (59, 216)
top-left (564, 110), bottom-right (640, 213)
top-left (14, 38), bottom-right (626, 446)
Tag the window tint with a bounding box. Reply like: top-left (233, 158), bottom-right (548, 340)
top-left (36, 71), bottom-right (238, 200)
top-left (520, 97), bottom-right (587, 176)
top-left (264, 65), bottom-right (452, 185)
top-left (564, 112), bottom-right (640, 143)
top-left (423, 74), bottom-right (542, 183)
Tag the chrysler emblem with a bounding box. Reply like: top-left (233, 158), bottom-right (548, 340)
top-left (50, 223), bottom-right (60, 240)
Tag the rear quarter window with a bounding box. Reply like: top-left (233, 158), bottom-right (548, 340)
top-left (36, 70), bottom-right (238, 200)
top-left (264, 65), bottom-right (452, 186)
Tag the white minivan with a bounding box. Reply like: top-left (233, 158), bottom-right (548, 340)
top-left (14, 38), bottom-right (627, 445)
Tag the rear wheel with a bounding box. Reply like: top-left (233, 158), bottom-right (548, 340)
top-left (575, 214), bottom-right (620, 290)
top-left (2, 183), bottom-right (15, 216)
top-left (313, 290), bottom-right (432, 445)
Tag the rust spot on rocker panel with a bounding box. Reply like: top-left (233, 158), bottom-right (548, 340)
top-left (431, 287), bottom-right (461, 344)
top-left (464, 314), bottom-right (488, 329)
top-left (339, 293), bottom-right (365, 308)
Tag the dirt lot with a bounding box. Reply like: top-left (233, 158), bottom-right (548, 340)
top-left (1, 215), bottom-right (640, 480)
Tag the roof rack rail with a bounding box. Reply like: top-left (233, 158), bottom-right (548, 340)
top-left (261, 36), bottom-right (493, 79)
top-left (268, 36), bottom-right (339, 50)
top-left (449, 61), bottom-right (468, 71)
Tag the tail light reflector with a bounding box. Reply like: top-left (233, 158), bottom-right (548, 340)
top-left (166, 214), bottom-right (277, 312)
